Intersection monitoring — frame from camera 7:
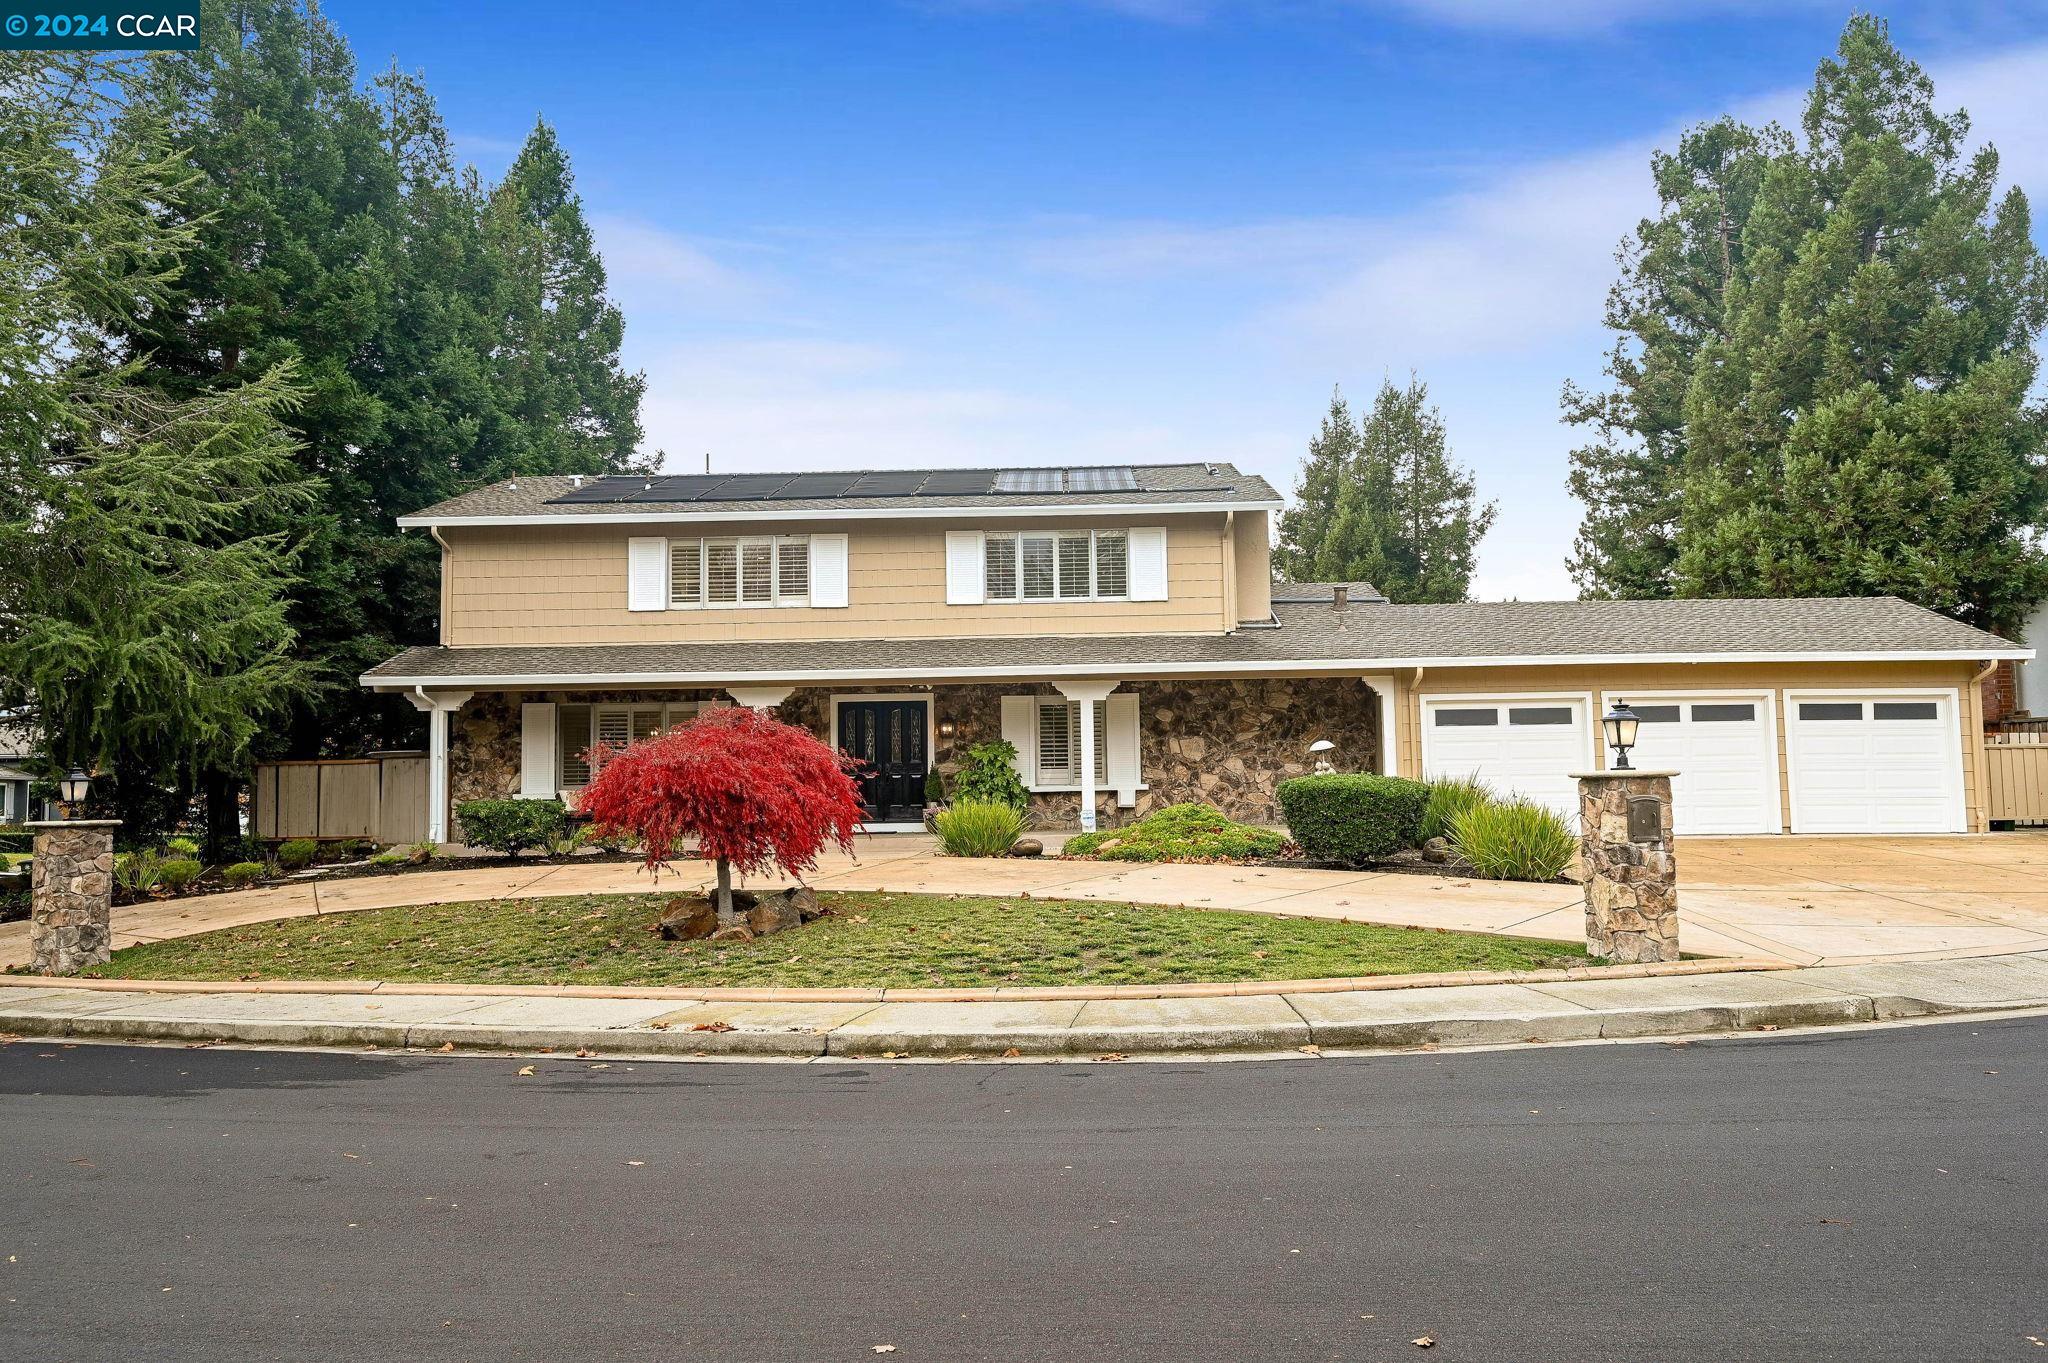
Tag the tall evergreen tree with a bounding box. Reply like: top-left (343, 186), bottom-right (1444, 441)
top-left (1273, 388), bottom-right (1358, 580)
top-left (1562, 118), bottom-right (1780, 598)
top-left (485, 119), bottom-right (646, 475)
top-left (1316, 376), bottom-right (1495, 603)
top-left (0, 49), bottom-right (314, 841)
top-left (1673, 16), bottom-right (2048, 632)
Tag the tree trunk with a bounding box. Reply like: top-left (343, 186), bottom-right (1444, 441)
top-left (714, 857), bottom-right (735, 928)
top-left (202, 770), bottom-right (240, 864)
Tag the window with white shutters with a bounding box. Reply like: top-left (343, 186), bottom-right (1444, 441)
top-left (669, 539), bottom-right (702, 606)
top-left (667, 536), bottom-right (811, 608)
top-left (1034, 700), bottom-right (1108, 785)
top-left (982, 530), bottom-right (1134, 602)
top-left (777, 539), bottom-right (808, 599)
top-left (557, 702), bottom-right (700, 789)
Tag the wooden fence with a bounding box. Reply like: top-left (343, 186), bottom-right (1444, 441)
top-left (253, 753), bottom-right (429, 844)
top-left (1985, 730), bottom-right (2048, 827)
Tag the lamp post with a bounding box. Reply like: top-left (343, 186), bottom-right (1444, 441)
top-left (1601, 700), bottom-right (1640, 771)
top-left (27, 767), bottom-right (118, 975)
top-left (58, 767), bottom-right (90, 818)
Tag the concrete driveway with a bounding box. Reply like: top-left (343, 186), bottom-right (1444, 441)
top-left (3, 831), bottom-right (2044, 971)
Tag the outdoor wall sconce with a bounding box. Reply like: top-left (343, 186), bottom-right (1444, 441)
top-left (937, 719), bottom-right (957, 740)
top-left (1307, 738), bottom-right (1335, 774)
top-left (1601, 700), bottom-right (1640, 771)
top-left (58, 767), bottom-right (91, 815)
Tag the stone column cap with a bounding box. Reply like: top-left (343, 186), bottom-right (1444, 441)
top-left (1568, 770), bottom-right (1678, 780)
top-left (24, 819), bottom-right (123, 829)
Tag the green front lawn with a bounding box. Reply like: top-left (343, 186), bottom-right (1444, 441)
top-left (88, 891), bottom-right (1585, 990)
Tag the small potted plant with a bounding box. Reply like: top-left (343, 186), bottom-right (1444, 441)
top-left (922, 769), bottom-right (947, 833)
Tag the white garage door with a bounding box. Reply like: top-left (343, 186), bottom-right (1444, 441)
top-left (1422, 697), bottom-right (1591, 822)
top-left (1787, 694), bottom-right (1962, 834)
top-left (1618, 696), bottom-right (1780, 835)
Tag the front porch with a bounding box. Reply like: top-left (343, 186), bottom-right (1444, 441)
top-left (435, 676), bottom-right (1393, 839)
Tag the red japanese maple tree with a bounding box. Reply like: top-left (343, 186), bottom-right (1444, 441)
top-left (573, 705), bottom-right (866, 927)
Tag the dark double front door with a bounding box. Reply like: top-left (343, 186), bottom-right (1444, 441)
top-left (837, 700), bottom-right (929, 824)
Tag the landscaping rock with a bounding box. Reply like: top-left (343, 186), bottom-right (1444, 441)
top-left (787, 886), bottom-right (826, 922)
top-left (1421, 837), bottom-right (1454, 865)
top-left (708, 924), bottom-right (756, 943)
top-left (748, 890), bottom-right (805, 937)
top-left (1011, 838), bottom-right (1043, 858)
top-left (656, 895), bottom-right (718, 941)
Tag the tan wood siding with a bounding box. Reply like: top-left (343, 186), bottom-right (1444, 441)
top-left (441, 515), bottom-right (1229, 646)
top-left (1389, 659), bottom-right (1988, 832)
top-left (1232, 509), bottom-right (1272, 624)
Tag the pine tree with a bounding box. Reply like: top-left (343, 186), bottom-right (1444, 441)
top-left (1563, 118), bottom-right (1781, 598)
top-left (1273, 389), bottom-right (1358, 580)
top-left (485, 119), bottom-right (646, 475)
top-left (1317, 376), bottom-right (1495, 603)
top-left (0, 49), bottom-right (314, 840)
top-left (1673, 16), bottom-right (2048, 632)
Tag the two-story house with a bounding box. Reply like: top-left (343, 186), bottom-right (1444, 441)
top-left (362, 462), bottom-right (2028, 845)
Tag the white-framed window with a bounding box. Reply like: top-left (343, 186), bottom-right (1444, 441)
top-left (1034, 699), bottom-right (1108, 786)
top-left (983, 530), bottom-right (1128, 602)
top-left (557, 702), bottom-right (702, 789)
top-left (669, 536), bottom-right (810, 608)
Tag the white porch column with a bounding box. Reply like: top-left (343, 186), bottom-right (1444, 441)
top-left (1054, 680), bottom-right (1119, 833)
top-left (1361, 674), bottom-right (1398, 776)
top-left (726, 684), bottom-right (794, 711)
top-left (407, 689), bottom-right (474, 845)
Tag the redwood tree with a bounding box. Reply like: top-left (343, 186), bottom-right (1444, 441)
top-left (573, 707), bottom-right (866, 927)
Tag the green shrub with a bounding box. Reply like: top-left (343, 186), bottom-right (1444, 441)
top-left (924, 769), bottom-right (946, 804)
top-left (1277, 773), bottom-right (1429, 865)
top-left (1448, 798), bottom-right (1578, 882)
top-left (222, 861), bottom-right (265, 888)
top-left (0, 825), bottom-right (32, 855)
top-left (115, 849), bottom-right (163, 893)
top-left (162, 835), bottom-right (200, 858)
top-left (951, 740), bottom-right (1028, 810)
top-left (369, 851), bottom-right (405, 867)
top-left (455, 798), bottom-right (569, 857)
top-left (156, 857), bottom-right (204, 892)
top-left (1065, 803), bottom-right (1286, 863)
top-left (1420, 773), bottom-right (1494, 844)
top-left (933, 798), bottom-right (1028, 857)
top-left (275, 839), bottom-right (318, 871)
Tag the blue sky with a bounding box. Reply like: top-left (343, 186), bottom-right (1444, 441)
top-left (329, 1), bottom-right (2048, 598)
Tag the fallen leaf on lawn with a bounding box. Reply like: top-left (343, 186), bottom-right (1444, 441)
top-left (1412, 1336), bottom-right (1435, 1348)
top-left (516, 1065), bottom-right (536, 1077)
top-left (691, 1021), bottom-right (735, 1033)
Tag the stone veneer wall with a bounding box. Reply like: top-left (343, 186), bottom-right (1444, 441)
top-left (450, 678), bottom-right (1380, 836)
top-left (1576, 772), bottom-right (1679, 964)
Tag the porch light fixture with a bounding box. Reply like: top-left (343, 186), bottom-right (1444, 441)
top-left (59, 767), bottom-right (91, 814)
top-left (1308, 738), bottom-right (1336, 774)
top-left (1601, 700), bottom-right (1640, 771)
top-left (937, 719), bottom-right (957, 740)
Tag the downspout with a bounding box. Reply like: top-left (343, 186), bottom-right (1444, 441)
top-left (429, 525), bottom-right (452, 644)
top-left (1970, 659), bottom-right (1999, 834)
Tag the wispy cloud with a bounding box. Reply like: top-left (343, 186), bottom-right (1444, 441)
top-left (590, 216), bottom-right (779, 315)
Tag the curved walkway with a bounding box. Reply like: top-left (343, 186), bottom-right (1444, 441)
top-left (5, 831), bottom-right (2045, 975)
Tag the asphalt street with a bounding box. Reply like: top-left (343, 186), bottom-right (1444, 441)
top-left (3, 1018), bottom-right (2044, 1362)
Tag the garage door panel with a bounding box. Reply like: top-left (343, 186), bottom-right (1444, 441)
top-left (1618, 696), bottom-right (1778, 835)
top-left (1423, 699), bottom-right (1589, 823)
top-left (1788, 694), bottom-right (1960, 834)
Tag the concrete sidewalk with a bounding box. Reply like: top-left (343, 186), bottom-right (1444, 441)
top-left (5, 952), bottom-right (2045, 1059)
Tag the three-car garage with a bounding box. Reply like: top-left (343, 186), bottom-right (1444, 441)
top-left (1418, 686), bottom-right (1968, 835)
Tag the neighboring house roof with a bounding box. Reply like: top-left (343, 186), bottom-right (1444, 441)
top-left (363, 596), bottom-right (2029, 688)
top-left (1270, 581), bottom-right (1388, 604)
top-left (397, 462), bottom-right (1284, 525)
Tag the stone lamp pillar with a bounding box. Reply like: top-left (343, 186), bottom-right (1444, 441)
top-left (25, 819), bottom-right (121, 975)
top-left (1571, 772), bottom-right (1679, 964)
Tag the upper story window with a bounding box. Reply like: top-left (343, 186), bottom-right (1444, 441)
top-left (984, 530), bottom-right (1128, 602)
top-left (669, 535), bottom-right (810, 608)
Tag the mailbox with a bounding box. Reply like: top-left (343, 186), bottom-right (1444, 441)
top-left (1626, 795), bottom-right (1663, 842)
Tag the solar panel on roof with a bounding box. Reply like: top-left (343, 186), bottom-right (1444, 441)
top-left (773, 472), bottom-right (863, 499)
top-left (915, 470), bottom-right (998, 495)
top-left (846, 471), bottom-right (927, 497)
top-left (1067, 466), bottom-right (1138, 492)
top-left (700, 474), bottom-right (796, 500)
top-left (992, 469), bottom-right (1063, 494)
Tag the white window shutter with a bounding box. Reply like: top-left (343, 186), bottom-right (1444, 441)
top-left (1128, 527), bottom-right (1168, 601)
top-left (1106, 693), bottom-right (1140, 807)
top-left (946, 530), bottom-right (986, 605)
top-left (809, 534), bottom-right (849, 607)
top-left (519, 703), bottom-right (558, 799)
top-left (627, 537), bottom-right (668, 611)
top-left (1000, 695), bottom-right (1037, 785)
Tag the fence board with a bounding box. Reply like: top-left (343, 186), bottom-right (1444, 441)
top-left (1986, 736), bottom-right (2048, 825)
top-left (377, 757), bottom-right (428, 845)
top-left (251, 754), bottom-right (429, 843)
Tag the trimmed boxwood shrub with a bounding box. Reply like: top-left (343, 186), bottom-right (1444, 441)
top-left (156, 857), bottom-right (204, 892)
top-left (1065, 803), bottom-right (1286, 863)
top-left (455, 798), bottom-right (569, 857)
top-left (275, 838), bottom-right (318, 870)
top-left (1277, 773), bottom-right (1430, 866)
top-left (222, 861), bottom-right (265, 888)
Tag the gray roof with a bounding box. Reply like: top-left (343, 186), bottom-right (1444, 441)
top-left (362, 596), bottom-right (2026, 687)
top-left (1270, 580), bottom-right (1388, 603)
top-left (399, 462), bottom-right (1281, 522)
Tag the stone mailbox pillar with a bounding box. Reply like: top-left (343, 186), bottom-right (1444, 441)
top-left (25, 819), bottom-right (121, 976)
top-left (1571, 772), bottom-right (1678, 964)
